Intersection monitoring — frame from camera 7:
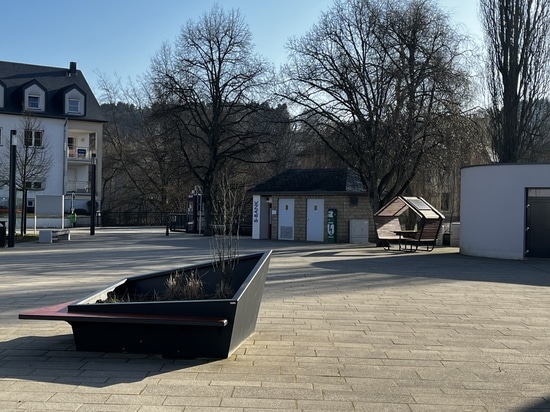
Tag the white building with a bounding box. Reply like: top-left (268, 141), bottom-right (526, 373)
top-left (461, 163), bottom-right (550, 259)
top-left (0, 61), bottom-right (106, 217)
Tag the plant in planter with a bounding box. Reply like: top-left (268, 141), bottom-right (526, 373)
top-left (165, 269), bottom-right (204, 300)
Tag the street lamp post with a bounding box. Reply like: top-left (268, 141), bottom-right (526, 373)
top-left (90, 154), bottom-right (96, 236)
top-left (8, 130), bottom-right (17, 247)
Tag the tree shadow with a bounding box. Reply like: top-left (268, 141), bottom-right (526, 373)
top-left (304, 249), bottom-right (550, 288)
top-left (259, 248), bottom-right (550, 303)
top-left (0, 333), bottom-right (217, 388)
top-left (519, 397), bottom-right (550, 411)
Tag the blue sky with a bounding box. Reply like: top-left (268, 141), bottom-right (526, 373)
top-left (1, 0), bottom-right (480, 96)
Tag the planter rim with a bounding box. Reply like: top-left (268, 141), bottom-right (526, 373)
top-left (70, 251), bottom-right (271, 308)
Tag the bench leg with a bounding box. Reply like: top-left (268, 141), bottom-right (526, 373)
top-left (402, 239), bottom-right (419, 252)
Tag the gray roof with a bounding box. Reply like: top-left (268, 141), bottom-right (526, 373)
top-left (248, 168), bottom-right (367, 194)
top-left (0, 60), bottom-right (106, 122)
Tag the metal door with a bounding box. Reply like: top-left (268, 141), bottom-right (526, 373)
top-left (526, 194), bottom-right (550, 258)
top-left (278, 199), bottom-right (294, 240)
top-left (306, 199), bottom-right (324, 241)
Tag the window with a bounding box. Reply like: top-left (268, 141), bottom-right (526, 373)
top-left (24, 130), bottom-right (43, 147)
top-left (68, 137), bottom-right (75, 157)
top-left (68, 98), bottom-right (80, 113)
top-left (0, 127), bottom-right (2, 146)
top-left (34, 131), bottom-right (42, 147)
top-left (24, 181), bottom-right (42, 190)
top-left (28, 95), bottom-right (40, 109)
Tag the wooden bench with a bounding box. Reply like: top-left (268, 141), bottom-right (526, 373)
top-left (402, 219), bottom-right (442, 252)
top-left (19, 301), bottom-right (228, 327)
top-left (374, 216), bottom-right (402, 250)
top-left (39, 229), bottom-right (71, 243)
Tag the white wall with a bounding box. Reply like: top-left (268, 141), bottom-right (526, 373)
top-left (0, 114), bottom-right (65, 195)
top-left (461, 164), bottom-right (550, 260)
top-left (42, 119), bottom-right (66, 195)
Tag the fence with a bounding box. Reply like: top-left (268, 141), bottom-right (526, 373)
top-left (101, 211), bottom-right (252, 236)
top-left (101, 212), bottom-right (170, 227)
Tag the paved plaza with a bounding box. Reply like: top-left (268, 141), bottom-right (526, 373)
top-left (1, 227), bottom-right (550, 411)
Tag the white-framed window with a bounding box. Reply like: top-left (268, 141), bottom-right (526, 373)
top-left (24, 130), bottom-right (43, 147)
top-left (28, 95), bottom-right (40, 109)
top-left (68, 98), bottom-right (80, 113)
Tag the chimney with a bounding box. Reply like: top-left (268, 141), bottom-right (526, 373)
top-left (68, 62), bottom-right (77, 76)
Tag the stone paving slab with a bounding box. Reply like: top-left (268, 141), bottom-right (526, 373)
top-left (1, 227), bottom-right (550, 411)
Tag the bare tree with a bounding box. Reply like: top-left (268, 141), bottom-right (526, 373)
top-left (98, 75), bottom-right (190, 220)
top-left (480, 0), bottom-right (550, 162)
top-left (149, 4), bottom-right (274, 234)
top-left (210, 171), bottom-right (246, 298)
top-left (410, 108), bottom-right (492, 221)
top-left (282, 0), bottom-right (471, 214)
top-left (0, 112), bottom-right (53, 234)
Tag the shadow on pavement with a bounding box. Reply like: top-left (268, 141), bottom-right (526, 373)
top-left (303, 249), bottom-right (550, 288)
top-left (520, 398), bottom-right (550, 411)
top-left (0, 334), bottom-right (216, 388)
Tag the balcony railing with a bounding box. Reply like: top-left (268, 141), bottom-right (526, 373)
top-left (66, 180), bottom-right (90, 194)
top-left (68, 147), bottom-right (90, 160)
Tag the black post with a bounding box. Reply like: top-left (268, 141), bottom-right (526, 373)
top-left (8, 130), bottom-right (17, 247)
top-left (90, 154), bottom-right (96, 236)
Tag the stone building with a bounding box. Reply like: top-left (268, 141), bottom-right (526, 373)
top-left (248, 168), bottom-right (371, 243)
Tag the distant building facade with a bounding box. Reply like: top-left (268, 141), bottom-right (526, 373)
top-left (0, 61), bottom-right (106, 215)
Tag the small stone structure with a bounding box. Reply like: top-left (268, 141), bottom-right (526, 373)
top-left (248, 168), bottom-right (372, 243)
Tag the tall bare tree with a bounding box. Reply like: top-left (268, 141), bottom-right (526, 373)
top-left (282, 0), bottom-right (471, 213)
top-left (149, 5), bottom-right (274, 234)
top-left (480, 0), bottom-right (550, 162)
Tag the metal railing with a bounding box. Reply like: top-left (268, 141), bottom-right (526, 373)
top-left (66, 180), bottom-right (90, 194)
top-left (101, 211), bottom-right (169, 227)
top-left (68, 147), bottom-right (90, 159)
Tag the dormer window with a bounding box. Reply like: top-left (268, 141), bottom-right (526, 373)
top-left (28, 95), bottom-right (40, 109)
top-left (68, 98), bottom-right (80, 113)
top-left (23, 82), bottom-right (46, 111)
top-left (64, 87), bottom-right (85, 115)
